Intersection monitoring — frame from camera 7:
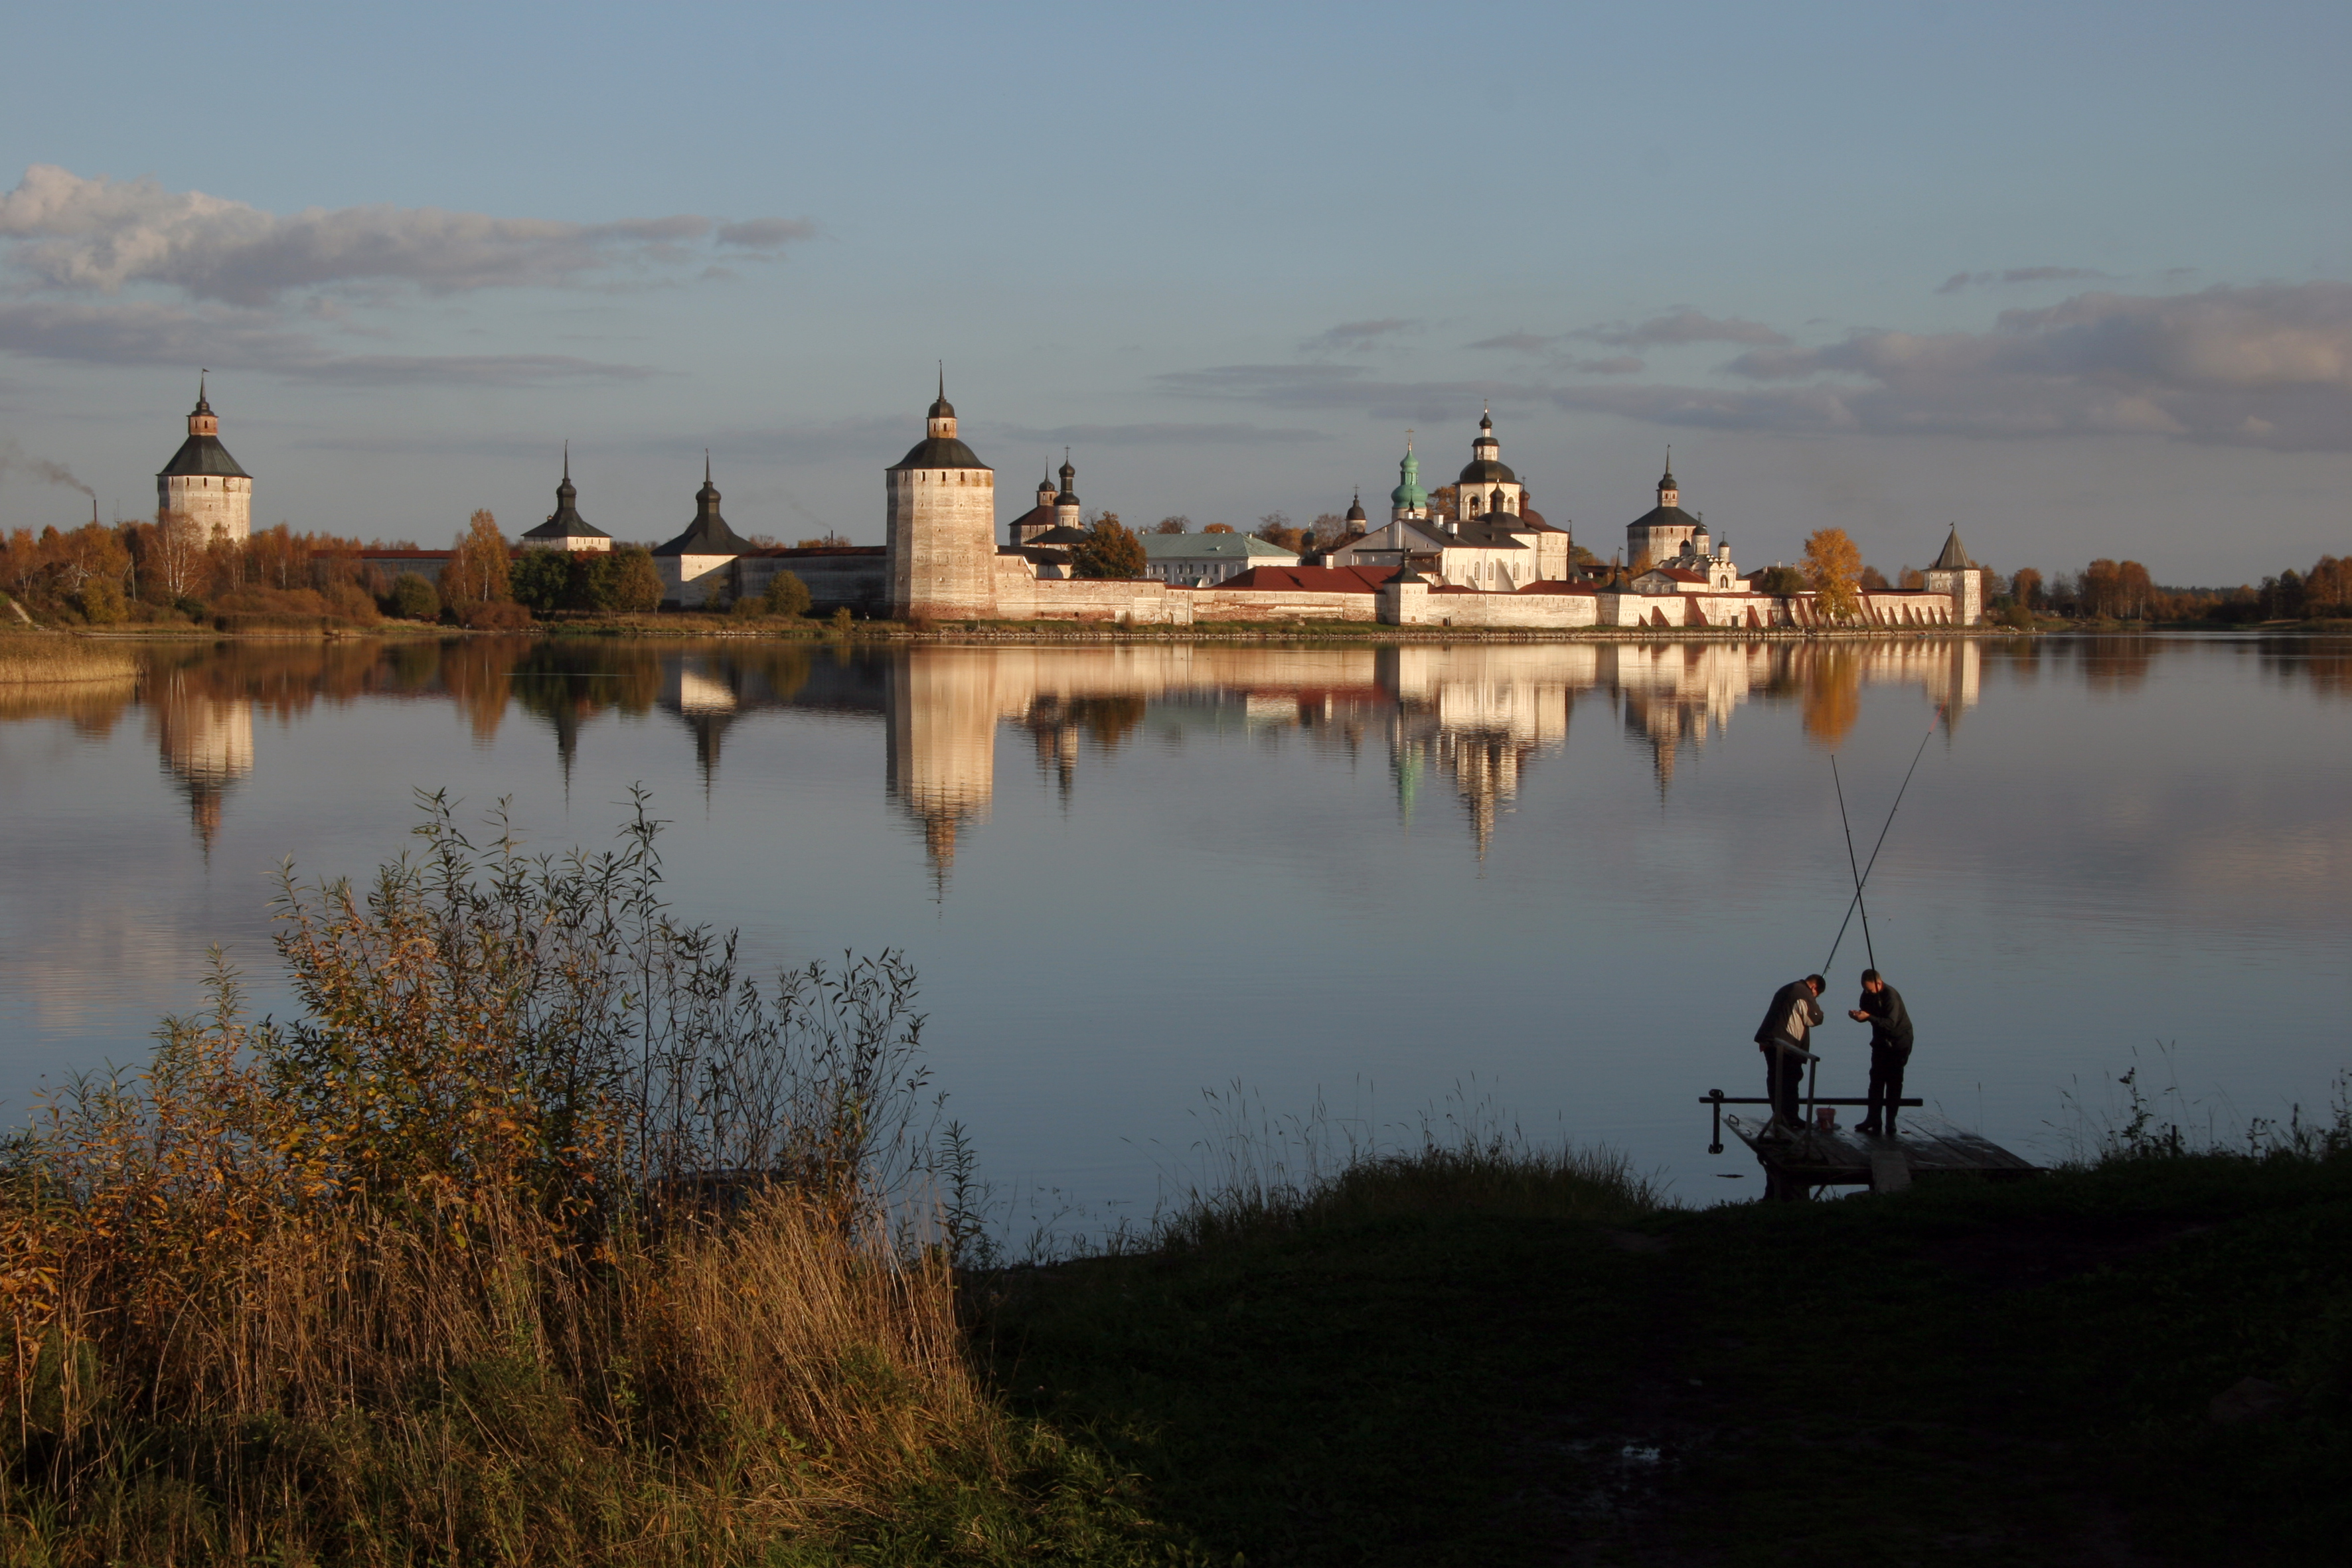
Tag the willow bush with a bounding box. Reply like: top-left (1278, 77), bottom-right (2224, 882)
top-left (0, 791), bottom-right (1004, 1566)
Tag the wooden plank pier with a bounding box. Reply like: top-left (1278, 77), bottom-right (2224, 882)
top-left (1699, 1091), bottom-right (2041, 1201)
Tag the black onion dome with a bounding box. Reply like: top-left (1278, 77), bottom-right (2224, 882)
top-left (1457, 456), bottom-right (1517, 485)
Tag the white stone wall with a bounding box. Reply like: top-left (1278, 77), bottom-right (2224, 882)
top-left (659, 552), bottom-right (738, 607)
top-left (158, 473), bottom-right (252, 544)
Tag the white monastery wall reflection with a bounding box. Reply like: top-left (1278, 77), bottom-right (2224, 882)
top-left (11, 637), bottom-right (2005, 874)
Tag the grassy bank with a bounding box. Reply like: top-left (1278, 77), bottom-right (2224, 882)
top-left (979, 1120), bottom-right (2352, 1565)
top-left (7, 797), bottom-right (2341, 1564)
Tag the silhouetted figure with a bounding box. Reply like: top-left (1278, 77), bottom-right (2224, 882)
top-left (1754, 975), bottom-right (1826, 1133)
top-left (1849, 969), bottom-right (1915, 1137)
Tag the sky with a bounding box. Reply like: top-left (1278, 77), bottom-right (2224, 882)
top-left (2, 0), bottom-right (2349, 584)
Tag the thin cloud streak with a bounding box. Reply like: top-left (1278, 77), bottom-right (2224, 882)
top-left (0, 301), bottom-right (655, 385)
top-left (1936, 266), bottom-right (2110, 294)
top-left (0, 165), bottom-right (815, 305)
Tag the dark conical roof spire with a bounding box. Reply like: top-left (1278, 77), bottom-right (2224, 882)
top-left (521, 441), bottom-right (611, 543)
top-left (654, 452), bottom-right (751, 556)
top-left (1930, 524), bottom-right (1974, 571)
top-left (929, 363), bottom-right (954, 420)
top-left (194, 369), bottom-right (210, 414)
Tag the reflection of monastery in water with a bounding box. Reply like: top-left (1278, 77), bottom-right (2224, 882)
top-left (153, 672), bottom-right (256, 849)
top-left (114, 638), bottom-right (1981, 882)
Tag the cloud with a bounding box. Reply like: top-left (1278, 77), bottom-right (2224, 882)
top-left (1464, 330), bottom-right (1646, 374)
top-left (1936, 266), bottom-right (2110, 294)
top-left (993, 421), bottom-right (1330, 447)
top-left (1578, 309), bottom-right (1788, 349)
top-left (1712, 282), bottom-right (2352, 447)
top-left (0, 300), bottom-right (653, 385)
top-left (1186, 285), bottom-right (2352, 451)
top-left (1298, 317), bottom-right (1415, 354)
top-left (1467, 330), bottom-right (1556, 354)
top-left (0, 165), bottom-right (815, 306)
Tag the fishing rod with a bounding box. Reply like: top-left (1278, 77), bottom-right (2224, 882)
top-left (1830, 754), bottom-right (1875, 972)
top-left (1820, 704), bottom-right (1945, 975)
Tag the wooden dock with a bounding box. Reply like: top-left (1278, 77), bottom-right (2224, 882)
top-left (1699, 1093), bottom-right (2041, 1200)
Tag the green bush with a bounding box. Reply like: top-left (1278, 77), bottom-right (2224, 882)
top-left (389, 572), bottom-right (440, 622)
top-left (72, 580), bottom-right (126, 625)
top-left (609, 546), bottom-right (665, 613)
top-left (509, 547), bottom-right (572, 615)
top-left (765, 571), bottom-right (812, 618)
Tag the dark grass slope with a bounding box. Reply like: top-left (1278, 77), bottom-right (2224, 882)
top-left (975, 1148), bottom-right (2352, 1566)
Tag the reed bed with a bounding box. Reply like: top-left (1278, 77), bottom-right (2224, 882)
top-left (0, 638), bottom-right (140, 688)
top-left (0, 793), bottom-right (1018, 1566)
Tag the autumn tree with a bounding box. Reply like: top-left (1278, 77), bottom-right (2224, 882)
top-left (1802, 527), bottom-right (1863, 621)
top-left (2010, 566), bottom-right (2044, 609)
top-left (1310, 512), bottom-right (1349, 545)
top-left (1254, 512), bottom-right (1307, 552)
top-left (1899, 566), bottom-right (1926, 591)
top-left (609, 546), bottom-right (665, 613)
top-left (1069, 512), bottom-right (1146, 580)
top-left (763, 571), bottom-right (812, 618)
top-left (1153, 516), bottom-right (1190, 535)
top-left (1751, 563), bottom-right (1805, 596)
top-left (145, 510), bottom-right (210, 603)
top-left (1202, 522), bottom-right (1235, 535)
top-left (1859, 565), bottom-right (1891, 592)
top-left (443, 510), bottom-right (512, 611)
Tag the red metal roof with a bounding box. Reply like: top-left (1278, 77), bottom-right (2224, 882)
top-left (1213, 564), bottom-right (1399, 593)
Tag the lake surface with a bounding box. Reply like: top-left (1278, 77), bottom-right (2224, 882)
top-left (3, 634), bottom-right (2346, 1217)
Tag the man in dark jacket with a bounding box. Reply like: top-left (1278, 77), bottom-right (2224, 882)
top-left (1848, 969), bottom-right (1914, 1137)
top-left (1754, 975), bottom-right (1826, 1132)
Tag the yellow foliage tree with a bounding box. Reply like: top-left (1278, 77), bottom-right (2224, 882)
top-left (1803, 527), bottom-right (1863, 621)
top-left (444, 509), bottom-right (511, 608)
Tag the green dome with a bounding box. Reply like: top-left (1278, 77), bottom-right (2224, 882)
top-left (1389, 445), bottom-right (1427, 510)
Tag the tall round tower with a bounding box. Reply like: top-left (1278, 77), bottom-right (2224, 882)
top-left (886, 373), bottom-right (997, 620)
top-left (156, 374), bottom-right (253, 543)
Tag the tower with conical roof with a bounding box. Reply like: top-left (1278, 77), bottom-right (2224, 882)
top-left (521, 444), bottom-right (615, 552)
top-left (886, 371), bottom-right (997, 620)
top-left (156, 373), bottom-right (253, 544)
top-left (653, 453), bottom-right (754, 605)
top-left (1623, 448), bottom-right (1709, 568)
top-left (1922, 524), bottom-right (1984, 625)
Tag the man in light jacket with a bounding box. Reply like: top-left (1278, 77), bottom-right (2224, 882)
top-left (1754, 975), bottom-right (1826, 1133)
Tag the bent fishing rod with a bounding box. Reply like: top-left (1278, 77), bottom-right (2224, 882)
top-left (1820, 704), bottom-right (1945, 975)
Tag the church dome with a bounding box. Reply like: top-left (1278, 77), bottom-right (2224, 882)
top-left (1390, 445), bottom-right (1428, 510)
top-left (1345, 489), bottom-right (1367, 523)
top-left (1458, 456), bottom-right (1517, 485)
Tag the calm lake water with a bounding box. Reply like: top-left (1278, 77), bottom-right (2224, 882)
top-left (3, 634), bottom-right (2346, 1214)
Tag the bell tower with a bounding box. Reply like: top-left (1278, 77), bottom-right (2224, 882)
top-left (886, 371), bottom-right (997, 620)
top-left (156, 372), bottom-right (254, 543)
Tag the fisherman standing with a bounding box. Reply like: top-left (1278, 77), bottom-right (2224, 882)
top-left (1753, 975), bottom-right (1826, 1133)
top-left (1849, 969), bottom-right (1914, 1137)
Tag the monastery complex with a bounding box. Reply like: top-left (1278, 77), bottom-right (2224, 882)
top-left (150, 376), bottom-right (1989, 631)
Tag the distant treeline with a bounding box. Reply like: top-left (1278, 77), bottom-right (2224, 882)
top-left (0, 510), bottom-right (672, 629)
top-left (1851, 552), bottom-right (2351, 627)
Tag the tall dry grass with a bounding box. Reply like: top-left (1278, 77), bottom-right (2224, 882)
top-left (0, 637), bottom-right (140, 688)
top-left (0, 793), bottom-right (1005, 1565)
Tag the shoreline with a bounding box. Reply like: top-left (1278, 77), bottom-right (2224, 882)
top-left (12, 619), bottom-right (2348, 645)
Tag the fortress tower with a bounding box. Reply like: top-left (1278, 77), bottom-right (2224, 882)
top-left (886, 374), bottom-right (996, 620)
top-left (156, 374), bottom-right (252, 543)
